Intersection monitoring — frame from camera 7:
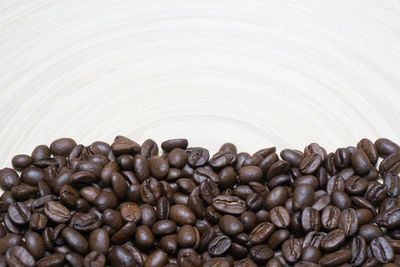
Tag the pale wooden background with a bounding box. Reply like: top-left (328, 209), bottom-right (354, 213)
top-left (1, 0), bottom-right (400, 171)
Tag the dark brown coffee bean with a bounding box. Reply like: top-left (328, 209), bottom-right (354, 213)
top-left (384, 173), bottom-right (400, 197)
top-left (249, 222), bottom-right (275, 244)
top-left (108, 245), bottom-right (136, 267)
top-left (21, 166), bottom-right (45, 186)
top-left (304, 143), bottom-right (327, 161)
top-left (333, 148), bottom-right (351, 169)
top-left (8, 202), bottom-right (31, 225)
top-left (59, 185), bottom-right (79, 207)
top-left (61, 227), bottom-right (88, 255)
top-left (268, 229), bottom-right (290, 250)
top-left (177, 248), bottom-right (202, 267)
top-left (338, 208), bottom-right (359, 236)
top-left (119, 202), bottom-right (141, 223)
top-left (321, 229), bottom-right (346, 251)
top-left (282, 238), bottom-right (302, 263)
top-left (280, 149), bottom-right (303, 168)
top-left (326, 175), bottom-right (345, 195)
top-left (352, 149), bottom-right (372, 176)
top-left (140, 177), bottom-right (161, 205)
top-left (83, 251), bottom-right (105, 267)
top-left (11, 154), bottom-right (33, 171)
top-left (319, 249), bottom-right (351, 267)
top-left (359, 224), bottom-right (383, 243)
top-left (151, 220), bottom-right (177, 235)
top-left (141, 139), bottom-right (159, 158)
top-left (250, 244), bottom-right (273, 264)
top-left (270, 206), bottom-right (291, 228)
top-left (110, 222), bottom-right (136, 245)
top-left (349, 235), bottom-right (367, 266)
top-left (88, 228), bottom-right (110, 254)
top-left (144, 249), bottom-right (168, 267)
top-left (71, 211), bottom-right (102, 231)
top-left (266, 160), bottom-right (290, 179)
top-left (219, 215), bottom-right (244, 236)
top-left (301, 207), bottom-right (320, 232)
top-left (50, 138), bottom-right (77, 156)
top-left (170, 204), bottom-right (196, 225)
top-left (299, 153), bottom-right (322, 175)
top-left (371, 237), bottom-right (394, 264)
top-left (186, 147), bottom-right (209, 167)
top-left (332, 191), bottom-right (351, 209)
top-left (135, 225), bottom-right (155, 249)
top-left (301, 246), bottom-right (321, 263)
top-left (6, 246), bottom-right (35, 267)
top-left (375, 138), bottom-right (400, 157)
top-left (345, 176), bottom-right (368, 195)
top-left (188, 187), bottom-right (205, 219)
top-left (0, 168), bottom-right (21, 191)
top-left (0, 234), bottom-right (22, 254)
top-left (208, 235), bottom-right (231, 256)
top-left (212, 195), bottom-right (245, 215)
top-left (210, 151), bottom-right (236, 168)
top-left (238, 166), bottom-right (263, 184)
top-left (111, 135), bottom-right (140, 156)
top-left (293, 184), bottom-right (314, 211)
top-left (357, 139), bottom-right (378, 164)
top-left (44, 201), bottom-right (70, 223)
top-left (265, 186), bottom-right (288, 209)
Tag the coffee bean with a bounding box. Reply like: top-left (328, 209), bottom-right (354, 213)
top-left (357, 138), bottom-right (378, 164)
top-left (293, 184), bottom-right (314, 211)
top-left (282, 238), bottom-right (302, 263)
top-left (11, 155), bottom-right (33, 171)
top-left (219, 215), bottom-right (244, 236)
top-left (375, 138), bottom-right (400, 157)
top-left (0, 168), bottom-right (21, 191)
top-left (50, 138), bottom-right (77, 156)
top-left (170, 204), bottom-right (196, 225)
top-left (321, 229), bottom-right (345, 251)
top-left (88, 228), bottom-right (110, 254)
top-left (249, 222), bottom-right (274, 244)
top-left (108, 245), bottom-right (136, 267)
top-left (301, 207), bottom-right (321, 232)
top-left (212, 195), bottom-right (245, 215)
top-left (371, 237), bottom-right (394, 264)
top-left (111, 135), bottom-right (140, 156)
top-left (186, 147), bottom-right (209, 167)
top-left (208, 235), bottom-right (231, 256)
top-left (319, 249), bottom-right (351, 267)
top-left (270, 206), bottom-right (291, 228)
top-left (300, 153), bottom-right (322, 175)
top-left (338, 208), bottom-right (359, 236)
top-left (8, 202), bottom-right (31, 225)
top-left (110, 222), bottom-right (136, 245)
top-left (6, 246), bottom-right (35, 267)
top-left (250, 244), bottom-right (273, 264)
top-left (135, 225), bottom-right (155, 249)
top-left (350, 235), bottom-right (367, 266)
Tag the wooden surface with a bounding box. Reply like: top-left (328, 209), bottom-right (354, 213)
top-left (1, 1), bottom-right (400, 169)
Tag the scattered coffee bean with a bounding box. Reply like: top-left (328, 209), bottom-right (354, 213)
top-left (0, 137), bottom-right (399, 265)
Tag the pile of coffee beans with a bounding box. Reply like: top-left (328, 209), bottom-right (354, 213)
top-left (0, 136), bottom-right (400, 267)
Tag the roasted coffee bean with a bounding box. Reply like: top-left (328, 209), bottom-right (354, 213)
top-left (44, 201), bottom-right (70, 223)
top-left (88, 228), bottom-right (110, 254)
top-left (120, 202), bottom-right (142, 223)
top-left (266, 160), bottom-right (290, 179)
top-left (357, 139), bottom-right (378, 164)
top-left (319, 249), bottom-right (351, 267)
top-left (293, 184), bottom-right (314, 211)
top-left (268, 229), bottom-right (290, 250)
top-left (135, 225), bottom-right (155, 249)
top-left (186, 147), bottom-right (209, 167)
top-left (301, 207), bottom-right (321, 232)
top-left (0, 234), bottom-right (22, 254)
top-left (11, 155), bottom-right (33, 171)
top-left (0, 168), bottom-right (21, 191)
top-left (282, 238), bottom-right (302, 263)
top-left (141, 139), bottom-right (159, 158)
top-left (250, 244), bottom-right (273, 264)
top-left (265, 186), bottom-right (288, 209)
top-left (338, 208), bottom-right (359, 236)
top-left (350, 235), bottom-right (367, 266)
top-left (300, 153), bottom-right (322, 175)
top-left (375, 138), bottom-right (400, 157)
top-left (345, 176), bottom-right (368, 195)
top-left (332, 191), bottom-right (351, 209)
top-left (371, 237), bottom-right (394, 264)
top-left (111, 135), bottom-right (140, 156)
top-left (359, 224), bottom-right (383, 243)
top-left (212, 195), bottom-right (245, 215)
top-left (50, 138), bottom-right (77, 156)
top-left (170, 204), bottom-right (196, 225)
top-left (326, 175), bottom-right (345, 195)
top-left (110, 222), bottom-right (136, 244)
top-left (6, 246), bottom-right (35, 267)
top-left (208, 235), bottom-right (231, 256)
top-left (249, 222), bottom-right (275, 244)
top-left (62, 227), bottom-right (89, 254)
top-left (270, 206), bottom-right (291, 228)
top-left (321, 229), bottom-right (346, 251)
top-left (384, 173), bottom-right (400, 197)
top-left (303, 231), bottom-right (326, 248)
top-left (352, 149), bottom-right (372, 176)
top-left (108, 245), bottom-right (136, 267)
top-left (8, 202), bottom-right (31, 225)
top-left (219, 215), bottom-right (244, 236)
top-left (239, 166), bottom-right (263, 184)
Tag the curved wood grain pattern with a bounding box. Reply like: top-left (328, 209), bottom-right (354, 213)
top-left (0, 1), bottom-right (400, 172)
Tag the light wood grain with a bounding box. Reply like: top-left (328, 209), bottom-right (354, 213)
top-left (1, 0), bottom-right (400, 171)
